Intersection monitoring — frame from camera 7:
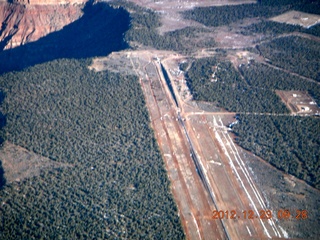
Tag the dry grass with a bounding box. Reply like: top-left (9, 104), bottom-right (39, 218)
top-left (270, 10), bottom-right (320, 28)
top-left (125, 0), bottom-right (255, 33)
top-left (0, 141), bottom-right (72, 183)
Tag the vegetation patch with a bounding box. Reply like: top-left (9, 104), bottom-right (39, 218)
top-left (0, 59), bottom-right (184, 239)
top-left (258, 36), bottom-right (320, 81)
top-left (240, 20), bottom-right (303, 36)
top-left (239, 62), bottom-right (320, 104)
top-left (185, 57), bottom-right (289, 113)
top-left (240, 19), bottom-right (320, 37)
top-left (232, 115), bottom-right (320, 190)
top-left (182, 3), bottom-right (292, 27)
top-left (182, 0), bottom-right (320, 38)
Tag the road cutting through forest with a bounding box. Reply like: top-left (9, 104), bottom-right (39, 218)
top-left (127, 50), bottom-right (286, 239)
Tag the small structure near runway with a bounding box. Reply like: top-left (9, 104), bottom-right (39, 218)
top-left (276, 90), bottom-right (319, 115)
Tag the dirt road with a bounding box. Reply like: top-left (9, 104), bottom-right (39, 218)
top-left (128, 50), bottom-right (287, 239)
top-left (92, 49), bottom-right (288, 239)
top-left (132, 53), bottom-right (227, 239)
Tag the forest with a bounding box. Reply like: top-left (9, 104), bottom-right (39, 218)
top-left (0, 59), bottom-right (184, 239)
top-left (0, 91), bottom-right (5, 189)
top-left (183, 3), bottom-right (289, 28)
top-left (258, 36), bottom-right (320, 81)
top-left (240, 20), bottom-right (303, 36)
top-left (183, 0), bottom-right (320, 28)
top-left (239, 62), bottom-right (320, 104)
top-left (185, 57), bottom-right (289, 113)
top-left (241, 20), bottom-right (320, 38)
top-left (232, 115), bottom-right (320, 190)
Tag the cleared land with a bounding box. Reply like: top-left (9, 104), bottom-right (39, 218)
top-left (125, 0), bottom-right (255, 33)
top-left (97, 50), bottom-right (286, 239)
top-left (0, 141), bottom-right (72, 183)
top-left (91, 49), bottom-right (320, 238)
top-left (162, 55), bottom-right (285, 239)
top-left (88, 13), bottom-right (320, 237)
top-left (270, 11), bottom-right (320, 28)
top-left (131, 51), bottom-right (225, 239)
top-left (276, 90), bottom-right (320, 115)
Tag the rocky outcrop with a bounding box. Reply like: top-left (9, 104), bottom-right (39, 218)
top-left (0, 2), bottom-right (84, 50)
top-left (0, 2), bottom-right (130, 73)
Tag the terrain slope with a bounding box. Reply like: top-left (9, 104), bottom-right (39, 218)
top-left (0, 1), bottom-right (84, 50)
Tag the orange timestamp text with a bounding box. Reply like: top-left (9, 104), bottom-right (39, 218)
top-left (212, 209), bottom-right (308, 220)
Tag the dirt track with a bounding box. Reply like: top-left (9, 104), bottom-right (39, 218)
top-left (127, 0), bottom-right (255, 33)
top-left (130, 53), bottom-right (226, 239)
top-left (91, 49), bottom-right (295, 238)
top-left (125, 50), bottom-right (287, 239)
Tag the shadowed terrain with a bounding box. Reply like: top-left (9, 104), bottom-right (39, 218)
top-left (0, 161), bottom-right (5, 189)
top-left (0, 1), bottom-right (130, 74)
top-left (0, 91), bottom-right (6, 189)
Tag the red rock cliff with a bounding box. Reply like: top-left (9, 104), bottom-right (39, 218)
top-left (0, 1), bottom-right (85, 50)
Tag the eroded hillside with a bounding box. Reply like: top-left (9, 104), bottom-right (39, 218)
top-left (0, 1), bottom-right (84, 50)
top-left (0, 1), bottom-right (130, 73)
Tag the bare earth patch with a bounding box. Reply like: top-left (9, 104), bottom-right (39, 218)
top-left (276, 90), bottom-right (320, 116)
top-left (270, 10), bottom-right (320, 28)
top-left (242, 149), bottom-right (320, 239)
top-left (87, 48), bottom-right (320, 238)
top-left (121, 0), bottom-right (255, 33)
top-left (0, 142), bottom-right (72, 183)
top-left (89, 51), bottom-right (140, 75)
